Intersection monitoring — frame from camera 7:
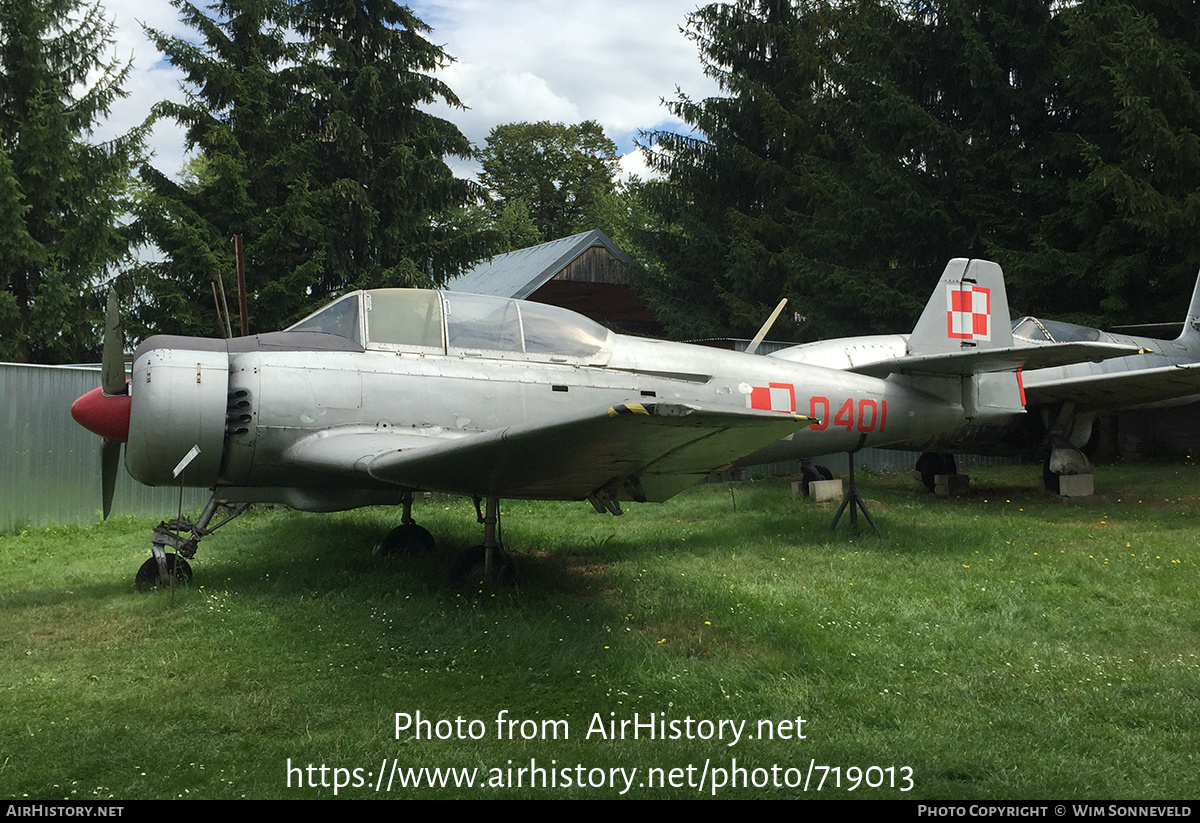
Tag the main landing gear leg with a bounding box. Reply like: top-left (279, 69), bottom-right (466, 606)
top-left (136, 496), bottom-right (250, 589)
top-left (827, 450), bottom-right (880, 535)
top-left (451, 495), bottom-right (516, 585)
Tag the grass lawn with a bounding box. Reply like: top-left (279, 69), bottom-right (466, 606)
top-left (1, 461), bottom-right (1197, 799)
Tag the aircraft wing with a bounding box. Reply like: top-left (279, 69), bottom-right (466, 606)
top-left (345, 402), bottom-right (814, 502)
top-left (1024, 362), bottom-right (1200, 410)
top-left (851, 342), bottom-right (1139, 378)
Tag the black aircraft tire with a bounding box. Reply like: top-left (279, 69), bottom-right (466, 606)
top-left (374, 523), bottom-right (436, 557)
top-left (800, 464), bottom-right (835, 496)
top-left (800, 465), bottom-right (821, 497)
top-left (916, 453), bottom-right (957, 492)
top-left (915, 453), bottom-right (937, 491)
top-left (135, 554), bottom-right (193, 590)
top-left (1043, 457), bottom-right (1061, 494)
top-left (451, 545), bottom-right (516, 587)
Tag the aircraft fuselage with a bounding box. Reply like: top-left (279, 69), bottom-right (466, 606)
top-left (118, 317), bottom-right (977, 511)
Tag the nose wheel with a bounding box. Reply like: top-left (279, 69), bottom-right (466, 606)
top-left (135, 497), bottom-right (249, 589)
top-left (135, 553), bottom-right (193, 589)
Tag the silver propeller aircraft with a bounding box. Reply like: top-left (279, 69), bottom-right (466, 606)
top-left (758, 266), bottom-right (1200, 489)
top-left (71, 258), bottom-right (1130, 586)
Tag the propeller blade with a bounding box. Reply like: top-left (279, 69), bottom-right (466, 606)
top-left (746, 298), bottom-right (788, 355)
top-left (101, 288), bottom-right (126, 397)
top-left (101, 439), bottom-right (121, 520)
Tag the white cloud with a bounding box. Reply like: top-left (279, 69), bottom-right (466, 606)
top-left (414, 0), bottom-right (717, 151)
top-left (617, 146), bottom-right (655, 181)
top-left (93, 0), bottom-right (719, 179)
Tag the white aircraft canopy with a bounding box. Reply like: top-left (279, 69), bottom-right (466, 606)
top-left (1012, 316), bottom-right (1103, 344)
top-left (287, 289), bottom-right (611, 360)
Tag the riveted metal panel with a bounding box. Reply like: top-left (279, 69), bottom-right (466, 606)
top-left (126, 348), bottom-right (230, 486)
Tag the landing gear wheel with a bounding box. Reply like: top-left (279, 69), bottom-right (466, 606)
top-left (1042, 456), bottom-right (1060, 494)
top-left (916, 452), bottom-right (957, 492)
top-left (800, 465), bottom-right (821, 497)
top-left (135, 554), bottom-right (193, 589)
top-left (450, 544), bottom-right (516, 586)
top-left (373, 523), bottom-right (436, 557)
top-left (799, 464), bottom-right (835, 496)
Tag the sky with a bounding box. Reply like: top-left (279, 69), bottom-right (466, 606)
top-left (96, 0), bottom-right (721, 181)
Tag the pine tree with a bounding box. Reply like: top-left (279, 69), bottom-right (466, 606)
top-left (1040, 0), bottom-right (1200, 322)
top-left (131, 0), bottom-right (301, 338)
top-left (640, 1), bottom-right (1200, 339)
top-left (290, 0), bottom-right (487, 304)
top-left (0, 0), bottom-right (144, 362)
top-left (134, 0), bottom-right (484, 336)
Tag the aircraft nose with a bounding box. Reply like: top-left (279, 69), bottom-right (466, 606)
top-left (71, 385), bottom-right (131, 442)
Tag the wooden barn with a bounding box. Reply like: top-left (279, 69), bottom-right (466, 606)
top-left (447, 229), bottom-right (663, 337)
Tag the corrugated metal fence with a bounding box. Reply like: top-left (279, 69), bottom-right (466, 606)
top-left (2, 363), bottom-right (205, 532)
top-left (743, 448), bottom-right (1021, 479)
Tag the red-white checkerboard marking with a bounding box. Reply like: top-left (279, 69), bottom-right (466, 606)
top-left (749, 382), bottom-right (796, 413)
top-left (946, 284), bottom-right (991, 341)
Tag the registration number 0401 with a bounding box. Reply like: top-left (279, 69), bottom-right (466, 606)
top-left (807, 397), bottom-right (887, 433)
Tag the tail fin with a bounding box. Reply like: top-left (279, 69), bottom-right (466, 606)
top-left (907, 259), bottom-right (1013, 356)
top-left (1179, 267), bottom-right (1200, 344)
top-left (905, 259), bottom-right (1022, 423)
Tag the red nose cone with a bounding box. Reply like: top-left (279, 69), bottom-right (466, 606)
top-left (71, 386), bottom-right (131, 442)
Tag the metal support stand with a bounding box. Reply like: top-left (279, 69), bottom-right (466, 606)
top-left (827, 451), bottom-right (880, 535)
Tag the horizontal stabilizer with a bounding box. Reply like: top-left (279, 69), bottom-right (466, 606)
top-left (852, 341), bottom-right (1141, 378)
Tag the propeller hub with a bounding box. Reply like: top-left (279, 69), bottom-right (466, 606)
top-left (71, 385), bottom-right (131, 442)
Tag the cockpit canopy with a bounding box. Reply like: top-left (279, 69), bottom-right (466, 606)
top-left (287, 289), bottom-right (612, 362)
top-left (1012, 316), bottom-right (1102, 344)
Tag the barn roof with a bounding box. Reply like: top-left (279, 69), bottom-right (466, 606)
top-left (447, 229), bottom-right (634, 298)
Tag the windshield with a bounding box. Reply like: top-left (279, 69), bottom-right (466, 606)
top-left (287, 293), bottom-right (363, 344)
